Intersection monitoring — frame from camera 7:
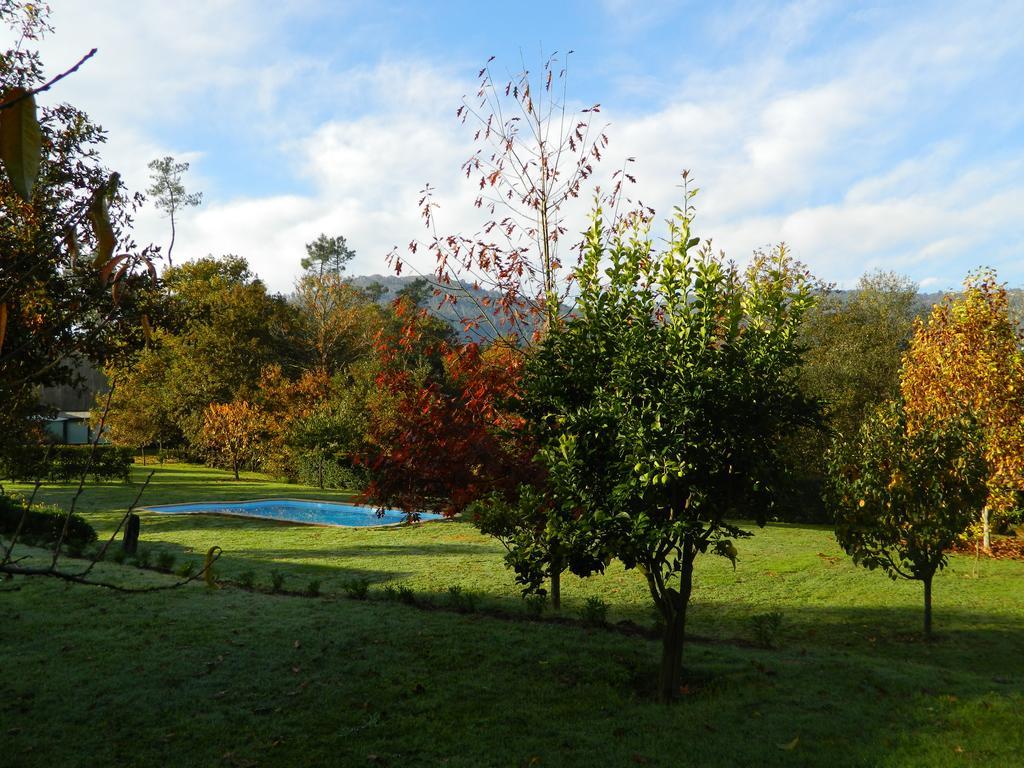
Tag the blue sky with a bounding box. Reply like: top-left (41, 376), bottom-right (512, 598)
top-left (31, 0), bottom-right (1024, 292)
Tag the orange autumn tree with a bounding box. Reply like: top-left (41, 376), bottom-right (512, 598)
top-left (900, 269), bottom-right (1024, 550)
top-left (200, 400), bottom-right (267, 480)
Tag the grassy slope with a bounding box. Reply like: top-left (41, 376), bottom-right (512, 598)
top-left (2, 463), bottom-right (1022, 767)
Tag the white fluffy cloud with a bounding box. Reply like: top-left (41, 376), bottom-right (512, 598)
top-left (31, 0), bottom-right (1024, 293)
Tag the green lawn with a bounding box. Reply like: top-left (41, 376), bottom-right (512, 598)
top-left (2, 463), bottom-right (1022, 767)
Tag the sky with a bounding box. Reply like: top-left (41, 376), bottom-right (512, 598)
top-left (24, 0), bottom-right (1024, 293)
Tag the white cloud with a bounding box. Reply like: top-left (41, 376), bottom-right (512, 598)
top-left (30, 0), bottom-right (1024, 296)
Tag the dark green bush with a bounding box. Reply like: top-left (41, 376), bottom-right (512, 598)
top-left (341, 577), bottom-right (370, 600)
top-left (156, 551), bottom-right (176, 571)
top-left (445, 585), bottom-right (476, 613)
top-left (0, 494), bottom-right (97, 548)
top-left (306, 579), bottom-right (321, 597)
top-left (237, 570), bottom-right (255, 589)
top-left (270, 571), bottom-right (286, 593)
top-left (750, 610), bottom-right (784, 648)
top-left (0, 445), bottom-right (133, 483)
top-left (580, 596), bottom-right (609, 626)
top-left (176, 560), bottom-right (195, 578)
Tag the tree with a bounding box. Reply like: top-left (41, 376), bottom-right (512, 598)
top-left (301, 233), bottom-right (354, 277)
top-left (0, 3), bottom-right (222, 591)
top-left (363, 302), bottom-right (534, 519)
top-left (146, 155), bottom-right (202, 267)
top-left (827, 400), bottom-right (986, 636)
top-left (104, 255), bottom-right (299, 452)
top-left (292, 271), bottom-right (380, 374)
top-left (374, 53), bottom-right (633, 605)
top-left (0, 3), bottom-right (155, 462)
top-left (390, 52), bottom-right (626, 341)
top-left (782, 271), bottom-right (921, 520)
top-left (101, 346), bottom-right (177, 463)
top-left (520, 188), bottom-right (819, 701)
top-left (199, 400), bottom-right (265, 480)
top-left (900, 270), bottom-right (1024, 550)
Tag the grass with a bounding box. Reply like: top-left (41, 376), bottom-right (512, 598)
top-left (2, 462), bottom-right (1023, 766)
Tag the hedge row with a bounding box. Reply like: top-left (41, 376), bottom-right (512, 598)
top-left (0, 494), bottom-right (97, 548)
top-left (0, 445), bottom-right (134, 483)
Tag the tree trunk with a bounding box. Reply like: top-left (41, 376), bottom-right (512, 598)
top-left (232, 458), bottom-right (239, 480)
top-left (550, 559), bottom-right (561, 611)
top-left (167, 210), bottom-right (176, 268)
top-left (140, 446), bottom-right (146, 466)
top-left (981, 506), bottom-right (991, 552)
top-left (923, 573), bottom-right (933, 638)
top-left (658, 540), bottom-right (695, 703)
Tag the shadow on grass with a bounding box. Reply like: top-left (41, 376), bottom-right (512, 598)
top-left (2, 576), bottom-right (1021, 768)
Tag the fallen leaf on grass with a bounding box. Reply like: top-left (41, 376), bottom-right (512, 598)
top-left (778, 737), bottom-right (799, 751)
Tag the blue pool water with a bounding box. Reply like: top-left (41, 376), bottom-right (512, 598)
top-left (144, 499), bottom-right (443, 527)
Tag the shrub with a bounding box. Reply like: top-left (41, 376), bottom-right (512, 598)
top-left (750, 610), bottom-right (784, 648)
top-left (523, 593), bottom-right (547, 617)
top-left (176, 560), bottom-right (195, 579)
top-left (0, 494), bottom-right (97, 549)
top-left (134, 548), bottom-right (151, 569)
top-left (398, 585), bottom-right (416, 605)
top-left (341, 577), bottom-right (370, 600)
top-left (270, 570), bottom-right (286, 593)
top-left (237, 570), bottom-right (255, 589)
top-left (445, 585), bottom-right (476, 613)
top-left (382, 584), bottom-right (399, 601)
top-left (156, 551), bottom-right (176, 572)
top-left (111, 548), bottom-right (127, 565)
top-left (580, 596), bottom-right (609, 626)
top-left (306, 579), bottom-right (321, 597)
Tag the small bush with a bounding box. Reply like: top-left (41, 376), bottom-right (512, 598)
top-left (237, 570), bottom-right (255, 589)
top-left (306, 579), bottom-right (321, 597)
top-left (523, 593), bottom-right (547, 617)
top-left (270, 570), bottom-right (286, 593)
top-left (445, 585), bottom-right (476, 613)
top-left (0, 494), bottom-right (97, 549)
top-left (156, 551), bottom-right (176, 572)
top-left (580, 596), bottom-right (609, 626)
top-left (134, 548), bottom-right (151, 569)
top-left (382, 584), bottom-right (399, 601)
top-left (398, 585), bottom-right (416, 605)
top-left (750, 610), bottom-right (784, 648)
top-left (111, 548), bottom-right (127, 565)
top-left (176, 560), bottom-right (195, 579)
top-left (342, 577), bottom-right (370, 600)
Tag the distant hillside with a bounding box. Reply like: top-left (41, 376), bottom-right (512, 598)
top-left (348, 274), bottom-right (1024, 340)
top-left (348, 274), bottom-right (540, 341)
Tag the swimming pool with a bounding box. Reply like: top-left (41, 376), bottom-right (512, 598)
top-left (144, 499), bottom-right (443, 528)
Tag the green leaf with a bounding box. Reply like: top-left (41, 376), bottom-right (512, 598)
top-left (0, 88), bottom-right (42, 202)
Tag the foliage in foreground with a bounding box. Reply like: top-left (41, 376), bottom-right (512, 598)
top-left (828, 400), bottom-right (986, 635)
top-left (518, 186), bottom-right (819, 700)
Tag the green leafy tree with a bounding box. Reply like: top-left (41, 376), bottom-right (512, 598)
top-left (301, 233), bottom-right (355, 277)
top-left (146, 155), bottom-right (202, 267)
top-left (105, 256), bottom-right (298, 450)
top-left (0, 3), bottom-right (154, 463)
top-left (827, 400), bottom-right (986, 636)
top-left (783, 271), bottom-right (920, 519)
top-left (521, 186), bottom-right (819, 701)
